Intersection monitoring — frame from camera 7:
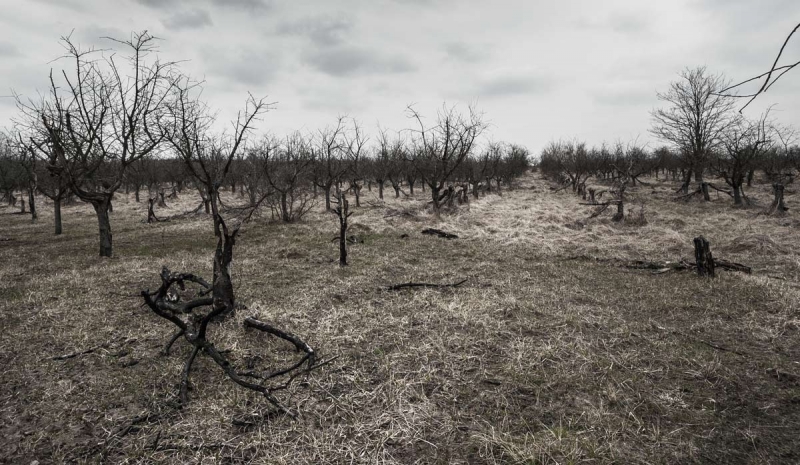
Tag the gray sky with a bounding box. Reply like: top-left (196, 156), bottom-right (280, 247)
top-left (1, 0), bottom-right (798, 154)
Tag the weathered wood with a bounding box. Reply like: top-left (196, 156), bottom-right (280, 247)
top-left (694, 236), bottom-right (715, 277)
top-left (421, 228), bottom-right (458, 239)
top-left (715, 259), bottom-right (752, 274)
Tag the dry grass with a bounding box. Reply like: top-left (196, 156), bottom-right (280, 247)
top-left (1, 175), bottom-right (799, 464)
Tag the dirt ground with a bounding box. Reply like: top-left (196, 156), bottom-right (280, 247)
top-left (1, 174), bottom-right (799, 464)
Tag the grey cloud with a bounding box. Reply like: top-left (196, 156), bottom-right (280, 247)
top-left (575, 12), bottom-right (649, 35)
top-left (476, 75), bottom-right (552, 97)
top-left (0, 42), bottom-right (20, 57)
top-left (277, 15), bottom-right (352, 46)
top-left (608, 15), bottom-right (645, 34)
top-left (135, 0), bottom-right (271, 13)
top-left (76, 26), bottom-right (131, 49)
top-left (31, 0), bottom-right (87, 12)
top-left (594, 87), bottom-right (655, 107)
top-left (162, 9), bottom-right (213, 31)
top-left (133, 0), bottom-right (182, 9)
top-left (205, 48), bottom-right (282, 88)
top-left (305, 46), bottom-right (416, 77)
top-left (209, 0), bottom-right (272, 13)
top-left (444, 42), bottom-right (489, 63)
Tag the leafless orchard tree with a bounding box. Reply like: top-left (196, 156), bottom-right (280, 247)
top-left (312, 117), bottom-right (348, 211)
top-left (145, 76), bottom-right (323, 411)
top-left (713, 112), bottom-right (774, 206)
top-left (650, 67), bottom-right (736, 195)
top-left (260, 132), bottom-right (316, 222)
top-left (164, 75), bottom-right (271, 317)
top-left (15, 31), bottom-right (178, 256)
top-left (343, 118), bottom-right (368, 207)
top-left (407, 104), bottom-right (487, 213)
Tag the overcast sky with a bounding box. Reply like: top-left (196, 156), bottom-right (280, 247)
top-left (1, 0), bottom-right (798, 154)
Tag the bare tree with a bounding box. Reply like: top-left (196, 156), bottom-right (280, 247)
top-left (651, 67), bottom-right (735, 194)
top-left (16, 31), bottom-right (178, 256)
top-left (312, 117), bottom-right (348, 211)
top-left (261, 133), bottom-right (315, 222)
top-left (343, 118), bottom-right (368, 207)
top-left (165, 74), bottom-right (271, 317)
top-left (714, 113), bottom-right (773, 205)
top-left (407, 104), bottom-right (486, 212)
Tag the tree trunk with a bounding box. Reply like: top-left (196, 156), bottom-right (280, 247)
top-left (353, 183), bottom-right (361, 207)
top-left (378, 181), bottom-right (384, 200)
top-left (747, 169), bottom-right (755, 187)
top-left (204, 199), bottom-right (211, 214)
top-left (93, 199), bottom-right (113, 257)
top-left (337, 192), bottom-right (349, 267)
top-left (472, 181), bottom-right (480, 199)
top-left (694, 236), bottom-right (715, 278)
top-left (325, 187), bottom-right (331, 211)
top-left (280, 192), bottom-right (290, 222)
top-left (135, 185), bottom-right (140, 203)
top-left (54, 197), bottom-right (63, 235)
top-left (700, 182), bottom-right (710, 201)
top-left (732, 182), bottom-right (742, 206)
top-left (28, 186), bottom-right (37, 221)
top-left (680, 170), bottom-right (692, 195)
top-left (768, 183), bottom-right (787, 214)
top-left (147, 198), bottom-right (157, 223)
top-left (612, 201), bottom-right (624, 222)
top-left (694, 167), bottom-right (704, 182)
top-left (430, 185), bottom-right (440, 211)
top-left (209, 229), bottom-right (236, 327)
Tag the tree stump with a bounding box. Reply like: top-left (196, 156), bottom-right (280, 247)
top-left (694, 236), bottom-right (715, 278)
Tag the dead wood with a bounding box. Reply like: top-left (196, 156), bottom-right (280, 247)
top-left (386, 278), bottom-right (468, 291)
top-left (694, 236), bottom-right (715, 277)
top-left (141, 267), bottom-right (319, 413)
top-left (421, 228), bottom-right (458, 239)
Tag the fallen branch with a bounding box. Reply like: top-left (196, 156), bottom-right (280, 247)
top-left (421, 228), bottom-right (458, 239)
top-left (386, 278), bottom-right (468, 291)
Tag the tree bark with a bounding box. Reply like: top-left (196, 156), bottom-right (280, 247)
top-left (210, 229), bottom-right (235, 323)
top-left (694, 236), bottom-right (715, 277)
top-left (768, 183), bottom-right (787, 214)
top-left (93, 199), bottom-right (113, 257)
top-left (324, 186), bottom-right (331, 211)
top-left (28, 186), bottom-right (37, 221)
top-left (280, 192), bottom-right (290, 222)
top-left (732, 183), bottom-right (742, 206)
top-left (680, 169), bottom-right (692, 194)
top-left (700, 182), bottom-right (710, 201)
top-left (54, 197), bottom-right (62, 235)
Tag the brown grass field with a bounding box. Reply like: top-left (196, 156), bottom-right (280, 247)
top-left (1, 173), bottom-right (799, 464)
